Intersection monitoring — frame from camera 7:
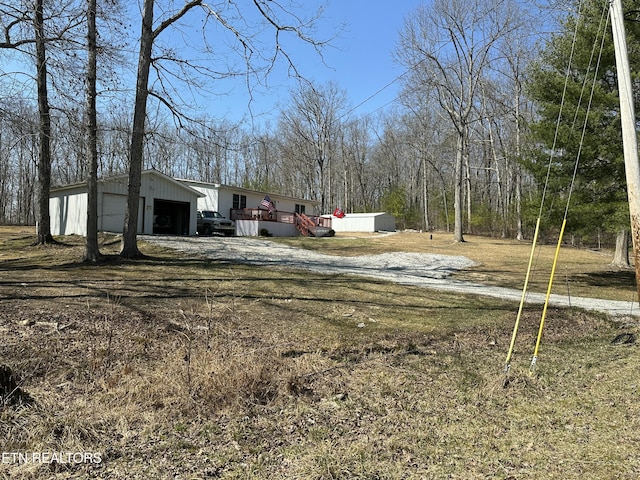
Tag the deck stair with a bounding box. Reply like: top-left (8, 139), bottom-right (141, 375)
top-left (295, 213), bottom-right (334, 237)
top-left (294, 213), bottom-right (314, 236)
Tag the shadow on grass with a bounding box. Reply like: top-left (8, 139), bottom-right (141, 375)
top-left (0, 251), bottom-right (206, 271)
top-left (0, 252), bottom-right (518, 326)
top-left (570, 269), bottom-right (636, 289)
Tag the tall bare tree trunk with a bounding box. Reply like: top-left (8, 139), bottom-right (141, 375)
top-left (422, 154), bottom-right (430, 231)
top-left (454, 133), bottom-right (465, 242)
top-left (120, 0), bottom-right (155, 258)
top-left (34, 0), bottom-right (54, 245)
top-left (514, 77), bottom-right (524, 241)
top-left (465, 149), bottom-right (472, 234)
top-left (612, 229), bottom-right (631, 268)
top-left (515, 167), bottom-right (523, 240)
top-left (120, 0), bottom-right (202, 258)
top-left (84, 0), bottom-right (101, 262)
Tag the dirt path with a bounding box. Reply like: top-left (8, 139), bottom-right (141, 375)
top-left (144, 235), bottom-right (639, 317)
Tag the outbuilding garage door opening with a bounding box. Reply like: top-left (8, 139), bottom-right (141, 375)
top-left (153, 199), bottom-right (189, 235)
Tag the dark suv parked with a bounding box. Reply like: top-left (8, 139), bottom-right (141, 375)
top-left (197, 210), bottom-right (235, 236)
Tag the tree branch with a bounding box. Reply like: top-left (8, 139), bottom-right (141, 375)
top-left (153, 0), bottom-right (203, 39)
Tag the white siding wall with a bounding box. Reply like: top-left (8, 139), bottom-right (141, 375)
top-left (178, 180), bottom-right (318, 218)
top-left (329, 213), bottom-right (396, 233)
top-left (236, 220), bottom-right (300, 237)
top-left (50, 191), bottom-right (88, 236)
top-left (100, 176), bottom-right (128, 195)
top-left (219, 188), bottom-right (316, 216)
top-left (100, 193), bottom-right (144, 234)
top-left (217, 190), bottom-right (237, 217)
top-left (141, 174), bottom-right (199, 203)
top-left (373, 214), bottom-right (396, 232)
top-left (190, 185), bottom-right (220, 212)
top-left (234, 192), bottom-right (269, 212)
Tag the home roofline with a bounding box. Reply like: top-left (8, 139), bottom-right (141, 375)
top-left (176, 178), bottom-right (320, 205)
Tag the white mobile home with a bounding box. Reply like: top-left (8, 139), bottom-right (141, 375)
top-left (177, 180), bottom-right (319, 219)
top-left (49, 170), bottom-right (204, 236)
top-left (177, 180), bottom-right (321, 237)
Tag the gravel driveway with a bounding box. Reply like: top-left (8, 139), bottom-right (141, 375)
top-left (144, 235), bottom-right (639, 317)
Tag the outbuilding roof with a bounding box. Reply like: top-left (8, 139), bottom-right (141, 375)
top-left (51, 169), bottom-right (205, 197)
top-left (320, 212), bottom-right (391, 218)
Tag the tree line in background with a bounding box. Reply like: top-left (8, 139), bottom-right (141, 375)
top-left (0, 0), bottom-right (637, 261)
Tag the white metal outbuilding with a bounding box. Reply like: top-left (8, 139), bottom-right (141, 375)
top-left (49, 170), bottom-right (204, 236)
top-left (323, 212), bottom-right (396, 233)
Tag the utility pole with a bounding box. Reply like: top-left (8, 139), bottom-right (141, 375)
top-left (610, 0), bottom-right (640, 302)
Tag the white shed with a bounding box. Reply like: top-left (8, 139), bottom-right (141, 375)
top-left (324, 212), bottom-right (396, 233)
top-left (50, 170), bottom-right (204, 236)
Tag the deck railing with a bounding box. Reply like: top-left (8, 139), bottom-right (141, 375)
top-left (231, 208), bottom-right (315, 225)
top-left (230, 208), bottom-right (333, 237)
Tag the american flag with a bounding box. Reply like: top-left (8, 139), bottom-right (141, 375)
top-left (260, 195), bottom-right (275, 212)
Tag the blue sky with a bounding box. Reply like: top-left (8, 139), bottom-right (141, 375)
top-left (305, 1), bottom-right (424, 114)
top-left (0, 1), bottom-right (424, 128)
top-left (194, 1), bottom-right (426, 125)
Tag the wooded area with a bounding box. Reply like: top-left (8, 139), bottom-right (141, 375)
top-left (0, 0), bottom-right (637, 256)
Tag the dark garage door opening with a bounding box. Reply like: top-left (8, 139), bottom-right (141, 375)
top-left (153, 199), bottom-right (190, 235)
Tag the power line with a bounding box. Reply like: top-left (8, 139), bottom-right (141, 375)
top-left (339, 58), bottom-right (425, 123)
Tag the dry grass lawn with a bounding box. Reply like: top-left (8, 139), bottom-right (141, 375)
top-left (0, 226), bottom-right (639, 479)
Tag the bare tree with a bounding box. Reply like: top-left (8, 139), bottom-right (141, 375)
top-left (278, 81), bottom-right (347, 213)
top-left (398, 93), bottom-right (454, 232)
top-left (494, 14), bottom-right (539, 241)
top-left (1, 0), bottom-right (56, 243)
top-left (121, 0), bottom-right (165, 258)
top-left (1, 0), bottom-right (83, 244)
top-left (83, 0), bottom-right (99, 262)
top-left (99, 108), bottom-right (132, 176)
top-left (397, 0), bottom-right (522, 242)
top-left (33, 0), bottom-right (55, 244)
top-left (0, 100), bottom-right (39, 224)
top-left (239, 130), bottom-right (279, 192)
top-left (338, 117), bottom-right (372, 213)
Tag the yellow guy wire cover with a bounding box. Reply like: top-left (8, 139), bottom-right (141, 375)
top-left (529, 218), bottom-right (567, 374)
top-left (504, 217), bottom-right (541, 373)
